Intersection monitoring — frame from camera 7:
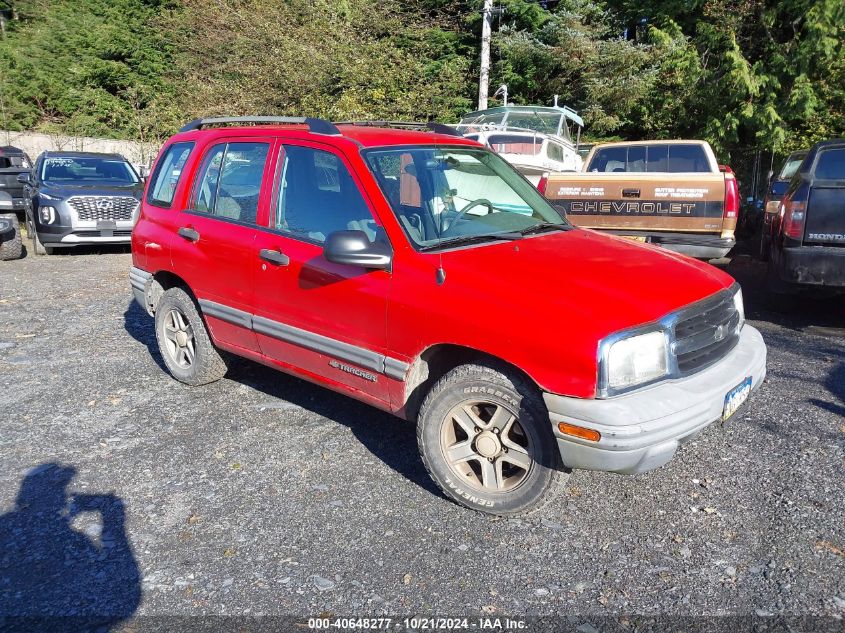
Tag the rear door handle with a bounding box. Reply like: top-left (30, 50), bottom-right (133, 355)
top-left (259, 248), bottom-right (290, 266)
top-left (622, 188), bottom-right (641, 198)
top-left (178, 226), bottom-right (200, 242)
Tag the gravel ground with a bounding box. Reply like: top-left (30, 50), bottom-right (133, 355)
top-left (0, 246), bottom-right (843, 628)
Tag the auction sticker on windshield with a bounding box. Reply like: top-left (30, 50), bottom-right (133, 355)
top-left (723, 376), bottom-right (752, 421)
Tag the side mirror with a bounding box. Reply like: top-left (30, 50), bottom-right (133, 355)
top-left (16, 173), bottom-right (31, 184)
top-left (323, 230), bottom-right (392, 270)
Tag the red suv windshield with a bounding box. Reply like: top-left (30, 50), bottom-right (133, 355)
top-left (364, 146), bottom-right (566, 249)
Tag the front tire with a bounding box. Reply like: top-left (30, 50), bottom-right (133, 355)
top-left (154, 287), bottom-right (228, 386)
top-left (417, 362), bottom-right (565, 516)
top-left (30, 222), bottom-right (51, 256)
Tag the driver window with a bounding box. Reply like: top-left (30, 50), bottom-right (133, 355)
top-left (274, 145), bottom-right (378, 243)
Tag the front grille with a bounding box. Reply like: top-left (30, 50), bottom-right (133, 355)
top-left (67, 196), bottom-right (138, 222)
top-left (672, 291), bottom-right (740, 375)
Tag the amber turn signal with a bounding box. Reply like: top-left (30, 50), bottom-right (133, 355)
top-left (557, 422), bottom-right (601, 442)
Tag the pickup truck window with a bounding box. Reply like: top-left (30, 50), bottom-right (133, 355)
top-left (365, 146), bottom-right (565, 249)
top-left (193, 142), bottom-right (269, 224)
top-left (274, 145), bottom-right (377, 243)
top-left (589, 144), bottom-right (710, 173)
top-left (814, 148), bottom-right (845, 180)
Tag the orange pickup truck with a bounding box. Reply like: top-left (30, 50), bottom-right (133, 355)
top-left (539, 140), bottom-right (739, 259)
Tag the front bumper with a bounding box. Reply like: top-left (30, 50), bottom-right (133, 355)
top-left (544, 325), bottom-right (767, 474)
top-left (776, 246), bottom-right (845, 287)
top-left (38, 225), bottom-right (134, 246)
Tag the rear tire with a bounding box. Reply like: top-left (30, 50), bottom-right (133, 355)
top-left (154, 287), bottom-right (228, 386)
top-left (0, 214), bottom-right (22, 261)
top-left (417, 362), bottom-right (566, 516)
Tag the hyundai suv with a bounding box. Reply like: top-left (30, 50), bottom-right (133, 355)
top-left (22, 151), bottom-right (143, 255)
top-left (130, 117), bottom-right (767, 515)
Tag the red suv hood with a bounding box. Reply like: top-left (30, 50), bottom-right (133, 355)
top-left (438, 228), bottom-right (732, 334)
top-left (406, 227), bottom-right (736, 397)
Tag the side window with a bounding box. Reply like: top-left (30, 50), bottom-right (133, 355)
top-left (547, 143), bottom-right (564, 163)
top-left (814, 148), bottom-right (845, 180)
top-left (192, 142), bottom-right (269, 224)
top-left (274, 145), bottom-right (378, 243)
top-left (147, 141), bottom-right (194, 208)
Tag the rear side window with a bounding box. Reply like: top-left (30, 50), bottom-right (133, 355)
top-left (192, 142), bottom-right (270, 224)
top-left (589, 144), bottom-right (709, 173)
top-left (147, 142), bottom-right (194, 208)
top-left (813, 148), bottom-right (845, 180)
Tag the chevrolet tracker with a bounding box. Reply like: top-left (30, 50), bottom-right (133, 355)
top-left (540, 139), bottom-right (740, 260)
top-left (130, 117), bottom-right (767, 515)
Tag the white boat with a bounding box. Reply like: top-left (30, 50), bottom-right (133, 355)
top-left (456, 101), bottom-right (585, 185)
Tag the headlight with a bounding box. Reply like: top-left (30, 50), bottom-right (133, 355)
top-left (39, 193), bottom-right (64, 202)
top-left (39, 206), bottom-right (57, 224)
top-left (733, 287), bottom-right (745, 331)
top-left (604, 330), bottom-right (668, 391)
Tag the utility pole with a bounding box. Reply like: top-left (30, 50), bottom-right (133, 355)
top-left (477, 0), bottom-right (493, 111)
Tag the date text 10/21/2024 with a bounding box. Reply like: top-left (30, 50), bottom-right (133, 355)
top-left (307, 617), bottom-right (528, 630)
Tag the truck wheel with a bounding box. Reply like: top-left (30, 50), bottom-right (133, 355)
top-left (154, 287), bottom-right (228, 386)
top-left (417, 362), bottom-right (566, 516)
top-left (0, 214), bottom-right (22, 261)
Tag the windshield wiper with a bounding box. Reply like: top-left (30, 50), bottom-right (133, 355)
top-left (518, 222), bottom-right (567, 236)
top-left (420, 232), bottom-right (523, 251)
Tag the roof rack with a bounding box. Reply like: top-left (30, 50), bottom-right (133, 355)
top-left (335, 121), bottom-right (464, 138)
top-left (179, 116), bottom-right (341, 136)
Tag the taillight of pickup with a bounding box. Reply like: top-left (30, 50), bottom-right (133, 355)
top-left (541, 139), bottom-right (738, 260)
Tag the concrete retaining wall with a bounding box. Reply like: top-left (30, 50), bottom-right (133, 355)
top-left (0, 130), bottom-right (161, 169)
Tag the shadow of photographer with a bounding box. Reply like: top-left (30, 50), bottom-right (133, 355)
top-left (0, 463), bottom-right (141, 631)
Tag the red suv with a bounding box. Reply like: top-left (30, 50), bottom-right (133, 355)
top-left (131, 117), bottom-right (767, 515)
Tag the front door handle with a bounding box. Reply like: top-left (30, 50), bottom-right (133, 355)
top-left (178, 226), bottom-right (200, 242)
top-left (260, 248), bottom-right (290, 266)
top-left (622, 188), bottom-right (641, 198)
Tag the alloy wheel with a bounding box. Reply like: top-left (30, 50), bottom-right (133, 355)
top-left (161, 308), bottom-right (196, 369)
top-left (440, 400), bottom-right (533, 493)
